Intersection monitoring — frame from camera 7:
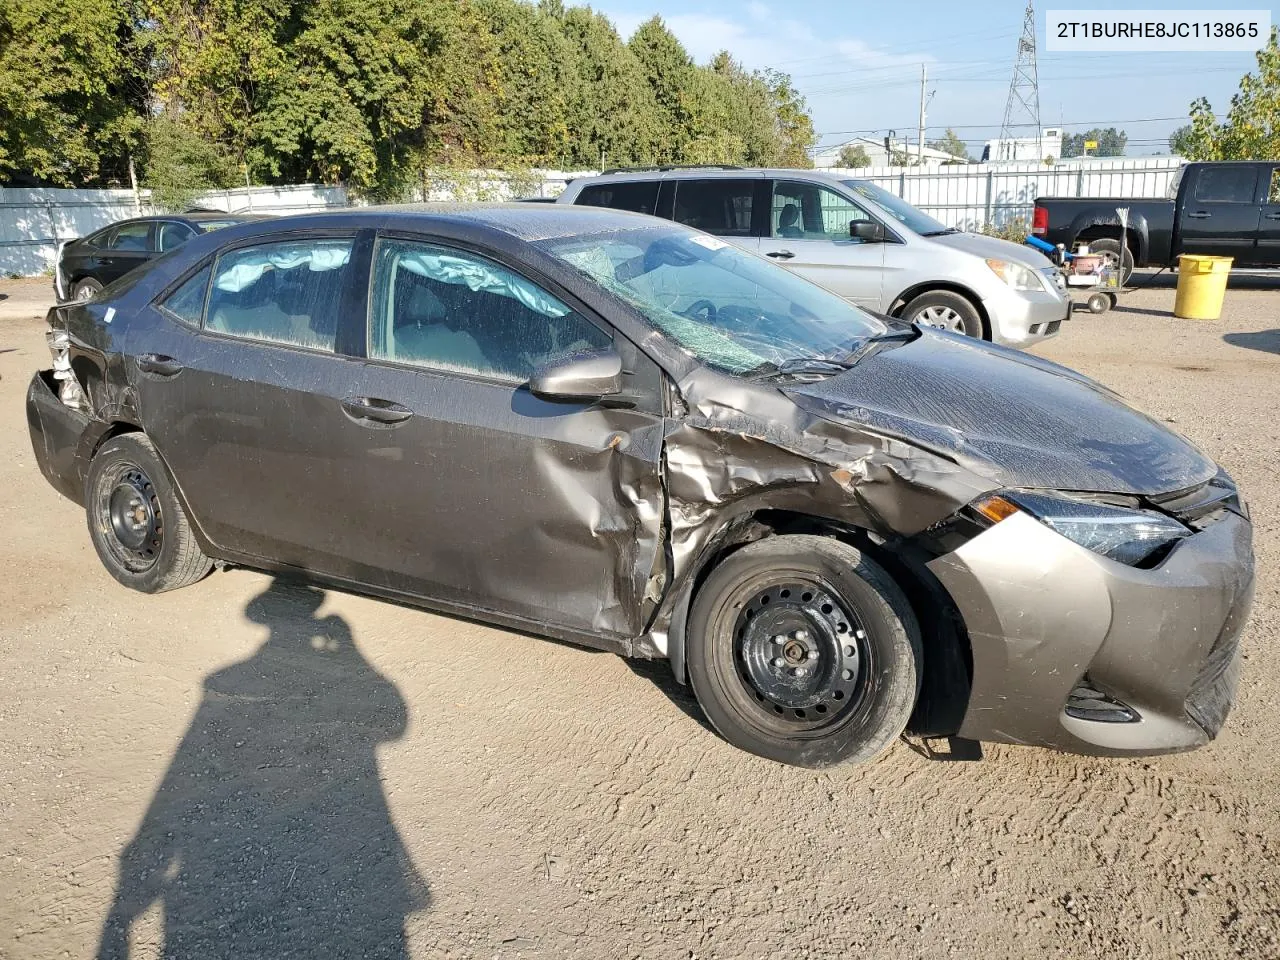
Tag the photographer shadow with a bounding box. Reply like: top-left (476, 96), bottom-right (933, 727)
top-left (96, 576), bottom-right (428, 959)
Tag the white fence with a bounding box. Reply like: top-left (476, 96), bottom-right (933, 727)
top-left (1, 159), bottom-right (1185, 277)
top-left (0, 184), bottom-right (348, 276)
top-left (832, 157), bottom-right (1184, 231)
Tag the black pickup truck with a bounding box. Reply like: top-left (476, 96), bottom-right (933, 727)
top-left (1032, 161), bottom-right (1280, 281)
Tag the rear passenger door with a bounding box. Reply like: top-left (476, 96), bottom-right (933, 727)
top-left (761, 180), bottom-right (886, 308)
top-left (1255, 166), bottom-right (1280, 265)
top-left (1178, 166), bottom-right (1261, 260)
top-left (670, 178), bottom-right (764, 255)
top-left (98, 222), bottom-right (155, 284)
top-left (132, 233), bottom-right (366, 564)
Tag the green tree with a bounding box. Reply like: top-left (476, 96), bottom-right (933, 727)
top-left (629, 16), bottom-right (695, 163)
top-left (1174, 27), bottom-right (1280, 161)
top-left (764, 68), bottom-right (815, 167)
top-left (143, 115), bottom-right (238, 211)
top-left (837, 144), bottom-right (871, 167)
top-left (0, 0), bottom-right (148, 185)
top-left (558, 7), bottom-right (661, 168)
top-left (927, 128), bottom-right (969, 161)
top-left (1168, 124), bottom-right (1194, 156)
top-left (1062, 127), bottom-right (1128, 157)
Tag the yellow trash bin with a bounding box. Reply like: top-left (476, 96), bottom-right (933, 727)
top-left (1174, 254), bottom-right (1232, 320)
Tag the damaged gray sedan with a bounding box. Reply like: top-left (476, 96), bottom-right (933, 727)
top-left (26, 205), bottom-right (1254, 767)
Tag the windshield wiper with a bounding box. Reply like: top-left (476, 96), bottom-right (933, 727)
top-left (742, 356), bottom-right (855, 381)
top-left (920, 227), bottom-right (961, 237)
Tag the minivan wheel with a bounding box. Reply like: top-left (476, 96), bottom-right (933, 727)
top-left (903, 290), bottom-right (983, 338)
top-left (687, 535), bottom-right (922, 768)
top-left (73, 278), bottom-right (103, 302)
top-left (85, 433), bottom-right (212, 594)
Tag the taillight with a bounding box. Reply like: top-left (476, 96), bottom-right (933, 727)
top-left (1031, 205), bottom-right (1048, 236)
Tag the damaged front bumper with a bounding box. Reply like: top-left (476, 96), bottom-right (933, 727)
top-left (27, 369), bottom-right (93, 505)
top-left (928, 508), bottom-right (1254, 755)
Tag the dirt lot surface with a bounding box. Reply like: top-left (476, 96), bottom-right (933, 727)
top-left (2, 272), bottom-right (1278, 959)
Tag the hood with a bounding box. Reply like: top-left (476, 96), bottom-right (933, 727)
top-left (931, 230), bottom-right (1054, 272)
top-left (786, 329), bottom-right (1217, 495)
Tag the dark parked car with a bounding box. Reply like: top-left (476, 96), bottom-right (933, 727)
top-left (27, 205), bottom-right (1253, 767)
top-left (1032, 161), bottom-right (1280, 281)
top-left (54, 213), bottom-right (267, 303)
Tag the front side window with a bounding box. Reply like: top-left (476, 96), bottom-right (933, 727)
top-left (1268, 168), bottom-right (1280, 204)
top-left (772, 181), bottom-right (872, 241)
top-left (205, 238), bottom-right (353, 351)
top-left (160, 264), bottom-right (211, 325)
top-left (537, 223), bottom-right (886, 375)
top-left (576, 182), bottom-right (661, 216)
top-left (108, 223), bottom-right (151, 252)
top-left (1195, 167), bottom-right (1258, 203)
top-left (369, 239), bottom-right (611, 382)
top-left (157, 222), bottom-right (196, 252)
top-left (672, 179), bottom-right (754, 236)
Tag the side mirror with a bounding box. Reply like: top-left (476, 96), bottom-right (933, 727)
top-left (850, 220), bottom-right (885, 242)
top-left (529, 348), bottom-right (623, 401)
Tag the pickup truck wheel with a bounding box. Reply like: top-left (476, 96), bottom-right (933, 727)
top-left (903, 290), bottom-right (983, 338)
top-left (1089, 239), bottom-right (1134, 285)
top-left (86, 433), bottom-right (213, 594)
top-left (687, 535), bottom-right (922, 768)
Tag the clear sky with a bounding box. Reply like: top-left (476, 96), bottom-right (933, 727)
top-left (582, 0), bottom-right (1272, 155)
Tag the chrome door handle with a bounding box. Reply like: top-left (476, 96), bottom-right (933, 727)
top-left (1187, 211), bottom-right (1211, 219)
top-left (136, 353), bottom-right (184, 377)
top-left (341, 396), bottom-right (413, 425)
top-left (766, 250), bottom-right (796, 259)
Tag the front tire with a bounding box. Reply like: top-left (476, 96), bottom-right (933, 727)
top-left (687, 535), bottom-right (922, 768)
top-left (85, 433), bottom-right (212, 594)
top-left (903, 290), bottom-right (984, 338)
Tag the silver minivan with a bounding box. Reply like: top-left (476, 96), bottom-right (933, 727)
top-left (557, 168), bottom-right (1070, 347)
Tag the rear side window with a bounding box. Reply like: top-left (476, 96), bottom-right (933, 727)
top-left (672, 179), bottom-right (754, 236)
top-left (160, 265), bottom-right (211, 325)
top-left (1194, 167), bottom-right (1258, 203)
top-left (369, 238), bottom-right (610, 382)
top-left (575, 182), bottom-right (661, 216)
top-left (157, 222), bottom-right (196, 252)
top-left (205, 238), bottom-right (353, 352)
top-left (107, 223), bottom-right (151, 251)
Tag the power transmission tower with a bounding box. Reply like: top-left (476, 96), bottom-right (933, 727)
top-left (997, 1), bottom-right (1041, 162)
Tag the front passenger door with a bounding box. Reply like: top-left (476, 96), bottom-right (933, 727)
top-left (336, 237), bottom-right (667, 640)
top-left (1179, 166), bottom-right (1261, 260)
top-left (761, 181), bottom-right (886, 309)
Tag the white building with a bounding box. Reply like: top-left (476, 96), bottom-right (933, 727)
top-left (811, 136), bottom-right (968, 169)
top-left (981, 128), bottom-right (1064, 163)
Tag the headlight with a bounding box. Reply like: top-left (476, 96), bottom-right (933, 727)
top-left (972, 491), bottom-right (1190, 566)
top-left (985, 258), bottom-right (1044, 292)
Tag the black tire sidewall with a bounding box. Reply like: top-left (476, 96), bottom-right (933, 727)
top-left (85, 435), bottom-right (194, 593)
top-left (904, 290), bottom-right (983, 338)
top-left (74, 278), bottom-right (103, 301)
top-left (687, 536), bottom-right (921, 768)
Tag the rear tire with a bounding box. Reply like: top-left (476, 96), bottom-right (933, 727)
top-left (73, 277), bottom-right (103, 302)
top-left (903, 290), bottom-right (984, 338)
top-left (687, 535), bottom-right (922, 768)
top-left (85, 433), bottom-right (212, 594)
top-left (1087, 238), bottom-right (1134, 285)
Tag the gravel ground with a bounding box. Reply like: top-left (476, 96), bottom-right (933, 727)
top-left (1, 272), bottom-right (1278, 959)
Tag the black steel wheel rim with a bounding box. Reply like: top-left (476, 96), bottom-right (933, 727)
top-left (98, 464), bottom-right (163, 571)
top-left (733, 579), bottom-right (871, 728)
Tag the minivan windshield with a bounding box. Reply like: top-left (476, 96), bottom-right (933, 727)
top-left (536, 224), bottom-right (886, 375)
top-left (843, 180), bottom-right (952, 236)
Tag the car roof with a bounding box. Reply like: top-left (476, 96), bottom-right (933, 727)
top-left (569, 167), bottom-right (858, 188)
top-left (185, 212), bottom-right (272, 224)
top-left (208, 202), bottom-right (671, 244)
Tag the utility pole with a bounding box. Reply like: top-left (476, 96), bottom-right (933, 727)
top-left (997, 1), bottom-right (1041, 162)
top-left (917, 63), bottom-right (927, 166)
